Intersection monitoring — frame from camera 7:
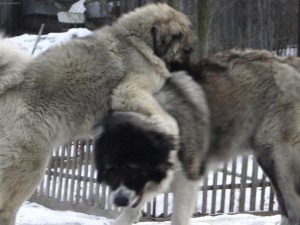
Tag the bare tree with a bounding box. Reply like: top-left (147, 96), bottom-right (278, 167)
top-left (298, 0), bottom-right (300, 56)
top-left (196, 0), bottom-right (211, 58)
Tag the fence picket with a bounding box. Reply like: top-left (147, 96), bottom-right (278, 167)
top-left (220, 162), bottom-right (228, 213)
top-left (250, 157), bottom-right (259, 211)
top-left (201, 176), bottom-right (208, 214)
top-left (211, 171), bottom-right (218, 214)
top-left (229, 158), bottom-right (237, 212)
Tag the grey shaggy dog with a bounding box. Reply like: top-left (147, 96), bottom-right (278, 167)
top-left (95, 49), bottom-right (300, 225)
top-left (0, 3), bottom-right (195, 225)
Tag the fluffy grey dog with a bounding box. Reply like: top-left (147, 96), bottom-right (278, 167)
top-left (0, 3), bottom-right (195, 225)
top-left (95, 49), bottom-right (300, 225)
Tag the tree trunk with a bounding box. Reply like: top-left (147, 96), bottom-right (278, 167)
top-left (197, 0), bottom-right (211, 58)
top-left (297, 0), bottom-right (300, 56)
top-left (168, 0), bottom-right (180, 9)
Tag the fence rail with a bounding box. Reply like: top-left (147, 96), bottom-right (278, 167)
top-left (30, 139), bottom-right (279, 220)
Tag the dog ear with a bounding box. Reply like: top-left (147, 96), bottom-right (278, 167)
top-left (151, 25), bottom-right (183, 57)
top-left (151, 25), bottom-right (161, 56)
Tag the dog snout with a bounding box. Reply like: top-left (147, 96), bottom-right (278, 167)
top-left (113, 193), bottom-right (129, 207)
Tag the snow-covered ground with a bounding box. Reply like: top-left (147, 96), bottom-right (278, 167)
top-left (6, 29), bottom-right (282, 224)
top-left (17, 202), bottom-right (281, 225)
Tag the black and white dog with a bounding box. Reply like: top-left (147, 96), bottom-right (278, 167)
top-left (95, 71), bottom-right (209, 225)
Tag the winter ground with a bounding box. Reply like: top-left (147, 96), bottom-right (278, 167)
top-left (17, 202), bottom-right (281, 225)
top-left (7, 29), bottom-right (282, 224)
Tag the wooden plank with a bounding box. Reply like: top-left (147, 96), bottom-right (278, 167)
top-left (220, 162), bottom-right (228, 213)
top-left (69, 141), bottom-right (79, 204)
top-left (152, 197), bottom-right (157, 217)
top-left (100, 183), bottom-right (107, 209)
top-left (211, 171), bottom-right (218, 214)
top-left (145, 201), bottom-right (151, 217)
top-left (45, 152), bottom-right (54, 197)
top-left (108, 188), bottom-right (113, 211)
top-left (94, 182), bottom-right (100, 207)
top-left (239, 156), bottom-right (248, 212)
top-left (250, 158), bottom-right (259, 211)
top-left (51, 147), bottom-right (60, 199)
top-left (229, 157), bottom-right (237, 212)
top-left (201, 175), bottom-right (208, 214)
top-left (163, 193), bottom-right (169, 217)
top-left (88, 139), bottom-right (96, 206)
top-left (63, 142), bottom-right (72, 202)
top-left (82, 140), bottom-right (90, 203)
top-left (57, 146), bottom-right (65, 201)
top-left (75, 142), bottom-right (84, 204)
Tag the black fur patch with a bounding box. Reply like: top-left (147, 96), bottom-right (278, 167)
top-left (94, 113), bottom-right (175, 193)
top-left (169, 59), bottom-right (227, 84)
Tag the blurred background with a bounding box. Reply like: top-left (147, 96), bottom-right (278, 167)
top-left (0, 0), bottom-right (298, 58)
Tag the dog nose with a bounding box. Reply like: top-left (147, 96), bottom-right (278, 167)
top-left (114, 194), bottom-right (129, 207)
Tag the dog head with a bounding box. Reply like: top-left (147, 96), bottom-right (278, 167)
top-left (150, 4), bottom-right (196, 67)
top-left (116, 3), bottom-right (196, 68)
top-left (94, 112), bottom-right (176, 208)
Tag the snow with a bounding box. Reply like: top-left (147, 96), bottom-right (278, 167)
top-left (5, 28), bottom-right (92, 56)
top-left (6, 29), bottom-right (282, 224)
top-left (17, 202), bottom-right (281, 225)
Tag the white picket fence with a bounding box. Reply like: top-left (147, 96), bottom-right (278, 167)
top-left (29, 139), bottom-right (279, 220)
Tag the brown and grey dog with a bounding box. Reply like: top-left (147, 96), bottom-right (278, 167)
top-left (0, 4), bottom-right (195, 225)
top-left (95, 49), bottom-right (300, 225)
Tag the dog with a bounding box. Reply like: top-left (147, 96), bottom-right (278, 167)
top-left (94, 71), bottom-right (210, 225)
top-left (94, 49), bottom-right (300, 225)
top-left (0, 4), bottom-right (195, 225)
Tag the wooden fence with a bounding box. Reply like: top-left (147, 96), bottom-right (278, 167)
top-left (30, 139), bottom-right (279, 220)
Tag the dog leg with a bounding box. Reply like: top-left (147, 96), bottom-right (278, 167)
top-left (113, 207), bottom-right (141, 225)
top-left (113, 190), bottom-right (160, 225)
top-left (171, 169), bottom-right (199, 225)
top-left (111, 84), bottom-right (179, 137)
top-left (254, 142), bottom-right (300, 225)
top-left (280, 216), bottom-right (289, 225)
top-left (0, 145), bottom-right (51, 225)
